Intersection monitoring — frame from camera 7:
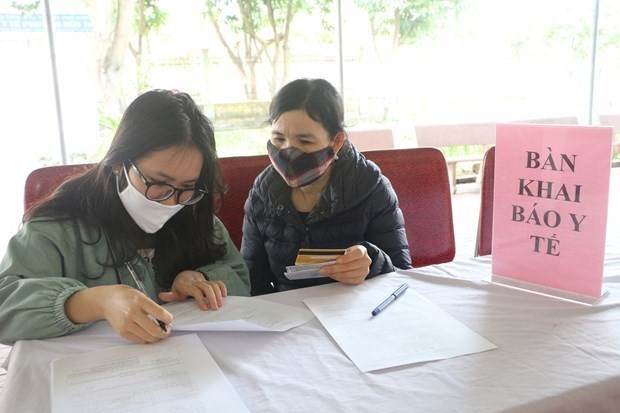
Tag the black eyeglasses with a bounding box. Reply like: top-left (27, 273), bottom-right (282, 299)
top-left (127, 159), bottom-right (208, 205)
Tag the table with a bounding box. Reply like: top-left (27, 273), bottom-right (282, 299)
top-left (2, 247), bottom-right (620, 413)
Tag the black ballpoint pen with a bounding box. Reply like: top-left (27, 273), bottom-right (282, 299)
top-left (371, 284), bottom-right (408, 316)
top-left (125, 262), bottom-right (168, 332)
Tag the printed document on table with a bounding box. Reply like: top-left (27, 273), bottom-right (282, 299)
top-left (165, 295), bottom-right (315, 332)
top-left (303, 279), bottom-right (497, 372)
top-left (51, 334), bottom-right (249, 413)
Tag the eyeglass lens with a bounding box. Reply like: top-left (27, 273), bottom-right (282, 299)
top-left (145, 184), bottom-right (204, 205)
top-left (128, 160), bottom-right (205, 205)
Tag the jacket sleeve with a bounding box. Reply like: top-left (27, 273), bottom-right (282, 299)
top-left (240, 193), bottom-right (276, 296)
top-left (0, 222), bottom-right (91, 345)
top-left (364, 176), bottom-right (412, 277)
top-left (197, 217), bottom-right (251, 297)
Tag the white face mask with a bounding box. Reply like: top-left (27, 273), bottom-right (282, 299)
top-left (116, 166), bottom-right (184, 233)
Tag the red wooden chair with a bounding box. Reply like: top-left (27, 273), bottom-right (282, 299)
top-left (347, 126), bottom-right (395, 151)
top-left (217, 155), bottom-right (270, 249)
top-left (22, 158), bottom-right (270, 250)
top-left (363, 147), bottom-right (455, 267)
top-left (219, 148), bottom-right (456, 266)
top-left (24, 163), bottom-right (95, 213)
top-left (23, 149), bottom-right (456, 267)
top-left (474, 146), bottom-right (495, 256)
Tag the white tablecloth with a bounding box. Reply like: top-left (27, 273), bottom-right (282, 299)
top-left (2, 251), bottom-right (620, 413)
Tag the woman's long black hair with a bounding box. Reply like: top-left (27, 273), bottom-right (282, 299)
top-left (24, 89), bottom-right (227, 289)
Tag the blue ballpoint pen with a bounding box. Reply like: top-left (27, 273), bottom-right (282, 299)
top-left (371, 284), bottom-right (408, 316)
top-left (125, 262), bottom-right (168, 332)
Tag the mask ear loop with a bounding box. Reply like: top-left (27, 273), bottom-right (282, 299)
top-left (115, 164), bottom-right (130, 193)
top-left (333, 132), bottom-right (347, 161)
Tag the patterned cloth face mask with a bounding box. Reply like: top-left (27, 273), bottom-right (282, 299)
top-left (267, 140), bottom-right (336, 188)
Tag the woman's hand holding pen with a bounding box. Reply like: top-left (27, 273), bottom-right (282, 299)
top-left (158, 270), bottom-right (227, 311)
top-left (65, 285), bottom-right (172, 344)
top-left (103, 285), bottom-right (172, 343)
top-left (319, 245), bottom-right (371, 285)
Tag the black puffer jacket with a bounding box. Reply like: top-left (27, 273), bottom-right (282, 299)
top-left (241, 144), bottom-right (412, 295)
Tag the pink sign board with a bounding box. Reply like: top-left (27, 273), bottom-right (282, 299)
top-left (492, 124), bottom-right (613, 302)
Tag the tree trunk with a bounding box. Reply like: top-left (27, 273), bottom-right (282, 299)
top-left (83, 0), bottom-right (137, 119)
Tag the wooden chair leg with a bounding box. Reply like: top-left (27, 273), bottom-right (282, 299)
top-left (447, 162), bottom-right (457, 194)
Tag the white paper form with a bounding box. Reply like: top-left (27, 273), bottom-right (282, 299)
top-left (303, 281), bottom-right (497, 372)
top-left (51, 334), bottom-right (249, 413)
top-left (165, 295), bottom-right (315, 332)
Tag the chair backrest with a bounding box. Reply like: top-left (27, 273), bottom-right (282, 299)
top-left (347, 126), bottom-right (395, 151)
top-left (24, 163), bottom-right (96, 213)
top-left (363, 147), bottom-right (455, 267)
top-left (414, 122), bottom-right (496, 148)
top-left (413, 117), bottom-right (579, 149)
top-left (510, 116), bottom-right (579, 125)
top-left (217, 154), bottom-right (270, 249)
top-left (598, 114), bottom-right (620, 155)
top-left (22, 158), bottom-right (269, 251)
top-left (475, 146), bottom-right (495, 257)
top-left (23, 150), bottom-right (456, 266)
top-left (598, 114), bottom-right (620, 129)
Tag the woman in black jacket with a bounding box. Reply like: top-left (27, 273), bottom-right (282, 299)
top-left (241, 78), bottom-right (412, 295)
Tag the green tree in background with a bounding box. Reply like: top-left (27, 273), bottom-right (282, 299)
top-left (81, 0), bottom-right (136, 118)
top-left (130, 0), bottom-right (167, 92)
top-left (355, 0), bottom-right (463, 61)
top-left (204, 0), bottom-right (331, 100)
top-left (13, 0), bottom-right (164, 118)
top-left (83, 0), bottom-right (165, 156)
top-left (354, 0), bottom-right (463, 120)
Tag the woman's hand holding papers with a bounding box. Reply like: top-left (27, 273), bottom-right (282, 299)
top-left (159, 270), bottom-right (227, 312)
top-left (319, 245), bottom-right (372, 285)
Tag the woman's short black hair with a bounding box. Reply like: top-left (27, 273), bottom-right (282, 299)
top-left (269, 78), bottom-right (345, 140)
